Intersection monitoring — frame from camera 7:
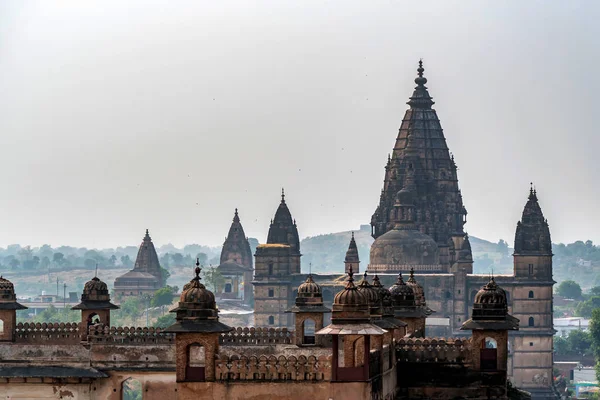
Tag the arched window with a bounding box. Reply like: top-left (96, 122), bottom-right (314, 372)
top-left (268, 288), bottom-right (274, 297)
top-left (0, 319), bottom-right (4, 334)
top-left (480, 337), bottom-right (498, 371)
top-left (303, 319), bottom-right (316, 345)
top-left (121, 377), bottom-right (142, 400)
top-left (446, 291), bottom-right (452, 300)
top-left (268, 263), bottom-right (274, 275)
top-left (528, 317), bottom-right (534, 327)
top-left (186, 343), bottom-right (206, 381)
top-left (86, 312), bottom-right (101, 328)
top-left (268, 316), bottom-right (275, 325)
top-left (528, 290), bottom-right (534, 299)
top-left (224, 283), bottom-right (232, 293)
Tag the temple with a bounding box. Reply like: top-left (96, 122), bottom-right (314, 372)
top-left (114, 229), bottom-right (164, 298)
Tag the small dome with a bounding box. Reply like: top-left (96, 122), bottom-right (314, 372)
top-left (370, 229), bottom-right (439, 267)
top-left (372, 275), bottom-right (392, 307)
top-left (334, 270), bottom-right (367, 307)
top-left (357, 272), bottom-right (379, 307)
top-left (395, 187), bottom-right (415, 205)
top-left (389, 273), bottom-right (416, 308)
top-left (472, 277), bottom-right (508, 320)
top-left (81, 276), bottom-right (110, 302)
top-left (298, 274), bottom-right (321, 295)
top-left (474, 277), bottom-right (506, 306)
top-left (180, 266), bottom-right (216, 309)
top-left (406, 268), bottom-right (426, 307)
top-left (0, 276), bottom-right (17, 302)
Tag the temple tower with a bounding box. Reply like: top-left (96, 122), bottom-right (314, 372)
top-left (370, 60), bottom-right (469, 269)
top-left (217, 209), bottom-right (254, 302)
top-left (510, 186), bottom-right (556, 399)
top-left (113, 229), bottom-right (163, 298)
top-left (0, 276), bottom-right (27, 342)
top-left (253, 189), bottom-right (301, 327)
top-left (344, 232), bottom-right (360, 274)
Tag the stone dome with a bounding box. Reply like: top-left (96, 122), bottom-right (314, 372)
top-left (389, 273), bottom-right (416, 308)
top-left (474, 277), bottom-right (507, 306)
top-left (180, 266), bottom-right (216, 309)
top-left (406, 268), bottom-right (426, 307)
top-left (298, 274), bottom-right (321, 295)
top-left (372, 275), bottom-right (392, 307)
top-left (395, 187), bottom-right (415, 205)
top-left (471, 277), bottom-right (509, 321)
top-left (334, 277), bottom-right (367, 307)
top-left (81, 277), bottom-right (110, 302)
top-left (357, 272), bottom-right (379, 306)
top-left (369, 228), bottom-right (439, 267)
top-left (0, 276), bottom-right (17, 302)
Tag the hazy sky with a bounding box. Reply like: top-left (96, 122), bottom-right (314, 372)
top-left (0, 1), bottom-right (598, 249)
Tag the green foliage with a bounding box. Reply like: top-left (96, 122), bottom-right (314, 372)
top-left (203, 266), bottom-right (224, 292)
top-left (112, 297), bottom-right (143, 325)
top-left (160, 267), bottom-right (170, 287)
top-left (122, 378), bottom-right (142, 400)
top-left (32, 305), bottom-right (79, 323)
top-left (556, 280), bottom-right (583, 299)
top-left (554, 330), bottom-right (593, 357)
top-left (591, 309), bottom-right (600, 382)
top-left (151, 286), bottom-right (175, 308)
top-left (575, 296), bottom-right (600, 318)
top-left (554, 336), bottom-right (569, 356)
top-left (153, 313), bottom-right (176, 328)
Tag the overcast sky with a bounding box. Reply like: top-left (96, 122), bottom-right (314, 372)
top-left (0, 1), bottom-right (598, 249)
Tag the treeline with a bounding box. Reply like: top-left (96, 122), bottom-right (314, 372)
top-left (0, 243), bottom-right (223, 273)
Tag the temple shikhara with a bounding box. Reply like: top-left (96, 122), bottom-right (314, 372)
top-left (0, 62), bottom-right (557, 399)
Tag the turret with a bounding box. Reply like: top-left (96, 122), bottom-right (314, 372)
top-left (0, 276), bottom-right (27, 342)
top-left (72, 275), bottom-right (119, 333)
top-left (287, 275), bottom-right (330, 346)
top-left (165, 260), bottom-right (232, 383)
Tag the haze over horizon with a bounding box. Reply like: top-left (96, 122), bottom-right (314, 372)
top-left (1, 1), bottom-right (598, 249)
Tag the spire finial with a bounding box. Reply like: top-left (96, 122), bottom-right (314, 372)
top-left (418, 59), bottom-right (424, 77)
top-left (309, 262), bottom-right (312, 275)
top-left (281, 187), bottom-right (285, 202)
top-left (397, 272), bottom-right (405, 285)
top-left (95, 263), bottom-right (98, 278)
top-left (235, 208), bottom-right (238, 215)
top-left (351, 231), bottom-right (355, 240)
top-left (348, 265), bottom-right (354, 282)
top-left (194, 258), bottom-right (201, 281)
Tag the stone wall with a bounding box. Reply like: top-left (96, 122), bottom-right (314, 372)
top-left (395, 337), bottom-right (472, 364)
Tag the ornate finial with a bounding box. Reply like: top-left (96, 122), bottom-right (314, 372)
top-left (351, 231), bottom-right (355, 240)
top-left (281, 187), bottom-right (285, 202)
top-left (235, 208), bottom-right (238, 215)
top-left (397, 272), bottom-right (405, 285)
top-left (348, 265), bottom-right (354, 282)
top-left (373, 274), bottom-right (381, 286)
top-left (309, 262), bottom-right (312, 275)
top-left (95, 263), bottom-right (98, 278)
top-left (418, 59), bottom-right (424, 77)
top-left (144, 228), bottom-right (150, 240)
top-left (194, 258), bottom-right (201, 281)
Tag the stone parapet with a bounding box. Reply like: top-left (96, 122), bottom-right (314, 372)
top-left (86, 325), bottom-right (175, 344)
top-left (219, 327), bottom-right (294, 345)
top-left (14, 322), bottom-right (82, 344)
top-left (215, 354), bottom-right (331, 381)
top-left (367, 264), bottom-right (444, 272)
top-left (395, 337), bottom-right (471, 364)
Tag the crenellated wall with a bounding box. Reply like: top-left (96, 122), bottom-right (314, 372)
top-left (395, 337), bottom-right (472, 364)
top-left (15, 322), bottom-right (82, 344)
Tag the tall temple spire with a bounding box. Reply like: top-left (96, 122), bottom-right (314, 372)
top-left (344, 232), bottom-right (360, 274)
top-left (515, 185), bottom-right (551, 255)
top-left (371, 61), bottom-right (469, 269)
top-left (220, 208), bottom-right (253, 268)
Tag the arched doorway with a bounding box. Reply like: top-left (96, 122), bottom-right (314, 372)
top-left (303, 319), bottom-right (316, 345)
top-left (121, 377), bottom-right (142, 400)
top-left (224, 283), bottom-right (232, 293)
top-left (186, 343), bottom-right (206, 381)
top-left (480, 337), bottom-right (497, 371)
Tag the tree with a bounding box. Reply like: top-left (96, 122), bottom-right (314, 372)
top-left (567, 329), bottom-right (592, 356)
top-left (171, 253), bottom-right (184, 266)
top-left (108, 255), bottom-right (117, 266)
top-left (120, 255), bottom-right (133, 268)
top-left (160, 253), bottom-right (171, 268)
top-left (9, 258), bottom-right (20, 269)
top-left (53, 252), bottom-right (65, 266)
top-left (576, 296), bottom-right (600, 318)
top-left (496, 239), bottom-right (509, 257)
top-left (556, 280), bottom-right (582, 299)
top-left (151, 287), bottom-right (175, 308)
top-left (203, 266), bottom-right (224, 292)
top-left (153, 313), bottom-right (176, 328)
top-left (590, 309), bottom-right (600, 381)
top-left (160, 267), bottom-right (170, 287)
top-left (40, 256), bottom-right (51, 270)
top-left (554, 336), bottom-right (569, 356)
top-left (196, 253), bottom-right (208, 265)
